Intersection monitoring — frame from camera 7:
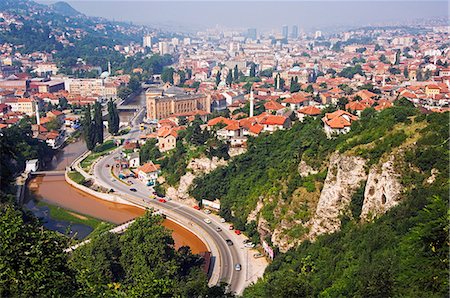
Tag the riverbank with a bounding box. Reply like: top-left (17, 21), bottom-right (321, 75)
top-left (36, 200), bottom-right (114, 239)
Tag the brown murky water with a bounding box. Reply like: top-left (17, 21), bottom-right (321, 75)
top-left (31, 139), bottom-right (207, 253)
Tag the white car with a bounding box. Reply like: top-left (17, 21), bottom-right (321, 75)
top-left (204, 209), bottom-right (211, 214)
top-left (203, 218), bottom-right (212, 224)
top-left (244, 243), bottom-right (255, 248)
top-left (220, 218), bottom-right (226, 223)
top-left (234, 264), bottom-right (241, 271)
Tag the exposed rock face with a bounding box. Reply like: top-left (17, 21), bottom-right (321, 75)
top-left (166, 157), bottom-right (227, 204)
top-left (247, 196), bottom-right (264, 224)
top-left (360, 157), bottom-right (403, 221)
top-left (298, 160), bottom-right (318, 177)
top-left (308, 152), bottom-right (367, 238)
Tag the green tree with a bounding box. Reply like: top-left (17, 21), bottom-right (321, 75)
top-left (119, 213), bottom-right (178, 296)
top-left (93, 101), bottom-right (104, 144)
top-left (69, 232), bottom-right (123, 296)
top-left (395, 50), bottom-right (401, 65)
top-left (290, 78), bottom-right (300, 93)
top-left (128, 76), bottom-right (141, 92)
top-left (403, 67), bottom-right (409, 78)
top-left (233, 65), bottom-right (239, 81)
top-left (337, 97), bottom-right (349, 110)
top-left (305, 84), bottom-right (314, 93)
top-left (226, 70), bottom-right (233, 86)
top-left (161, 67), bottom-right (174, 84)
top-left (215, 71), bottom-right (221, 86)
top-left (139, 139), bottom-right (161, 165)
top-left (0, 206), bottom-right (76, 297)
top-left (107, 100), bottom-right (119, 135)
top-left (117, 86), bottom-right (132, 100)
top-left (58, 96), bottom-right (69, 110)
top-left (249, 63), bottom-right (256, 77)
top-left (83, 105), bottom-right (96, 150)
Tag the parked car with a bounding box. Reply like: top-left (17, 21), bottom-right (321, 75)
top-left (225, 239), bottom-right (233, 246)
top-left (253, 253), bottom-right (264, 259)
top-left (234, 264), bottom-right (241, 271)
top-left (193, 206), bottom-right (201, 210)
top-left (204, 209), bottom-right (211, 214)
top-left (204, 218), bottom-right (212, 224)
top-left (216, 227), bottom-right (222, 232)
top-left (220, 218), bottom-right (226, 223)
top-left (130, 188), bottom-right (137, 192)
top-left (229, 225), bottom-right (234, 230)
top-left (234, 229), bottom-right (241, 235)
top-left (158, 198), bottom-right (167, 203)
top-left (243, 239), bottom-right (251, 244)
top-left (244, 242), bottom-right (255, 248)
top-left (108, 188), bottom-right (115, 193)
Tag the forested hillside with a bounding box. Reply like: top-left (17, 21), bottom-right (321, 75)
top-left (191, 106), bottom-right (449, 296)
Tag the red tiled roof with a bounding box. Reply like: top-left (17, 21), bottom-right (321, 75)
top-left (260, 115), bottom-right (288, 126)
top-left (298, 106), bottom-right (321, 116)
top-left (346, 101), bottom-right (369, 111)
top-left (322, 110), bottom-right (359, 129)
top-left (264, 100), bottom-right (284, 111)
top-left (207, 116), bottom-right (234, 127)
top-left (137, 162), bottom-right (160, 173)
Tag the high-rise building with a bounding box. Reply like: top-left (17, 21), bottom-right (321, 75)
top-left (315, 30), bottom-right (322, 39)
top-left (143, 35), bottom-right (152, 48)
top-left (247, 28), bottom-right (257, 40)
top-left (158, 41), bottom-right (170, 55)
top-left (291, 25), bottom-right (298, 39)
top-left (282, 25), bottom-right (289, 39)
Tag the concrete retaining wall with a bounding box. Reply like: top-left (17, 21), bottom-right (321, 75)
top-left (64, 171), bottom-right (139, 207)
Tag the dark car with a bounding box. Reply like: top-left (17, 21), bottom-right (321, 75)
top-left (130, 188), bottom-right (137, 192)
top-left (226, 239), bottom-right (233, 246)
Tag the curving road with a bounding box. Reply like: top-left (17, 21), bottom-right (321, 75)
top-left (91, 124), bottom-right (249, 294)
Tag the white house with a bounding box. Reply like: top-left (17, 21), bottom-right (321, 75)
top-left (137, 162), bottom-right (161, 186)
top-left (128, 152), bottom-right (140, 168)
top-left (322, 110), bottom-right (359, 138)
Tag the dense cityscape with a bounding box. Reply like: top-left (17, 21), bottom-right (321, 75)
top-left (0, 0), bottom-right (448, 297)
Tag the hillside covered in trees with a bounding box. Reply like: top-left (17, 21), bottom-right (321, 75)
top-left (191, 106), bottom-right (449, 296)
top-left (0, 124), bottom-right (225, 297)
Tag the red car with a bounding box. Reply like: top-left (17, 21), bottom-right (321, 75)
top-left (158, 198), bottom-right (167, 203)
top-left (234, 229), bottom-right (241, 235)
top-left (193, 206), bottom-right (201, 210)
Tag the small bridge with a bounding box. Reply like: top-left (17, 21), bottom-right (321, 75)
top-left (30, 170), bottom-right (66, 176)
top-left (117, 105), bottom-right (140, 111)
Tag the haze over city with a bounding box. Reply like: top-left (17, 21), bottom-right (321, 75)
top-left (37, 1), bottom-right (449, 32)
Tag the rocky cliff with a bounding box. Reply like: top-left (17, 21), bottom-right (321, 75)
top-left (360, 156), bottom-right (403, 221)
top-left (166, 157), bottom-right (227, 204)
top-left (308, 152), bottom-right (367, 238)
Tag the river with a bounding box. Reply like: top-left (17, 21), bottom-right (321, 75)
top-left (118, 90), bottom-right (146, 124)
top-left (27, 131), bottom-right (207, 253)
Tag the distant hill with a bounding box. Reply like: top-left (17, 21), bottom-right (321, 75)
top-left (49, 1), bottom-right (82, 17)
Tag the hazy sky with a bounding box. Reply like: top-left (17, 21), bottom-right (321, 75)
top-left (37, 1), bottom-right (449, 32)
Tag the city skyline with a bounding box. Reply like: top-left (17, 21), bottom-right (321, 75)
top-left (36, 1), bottom-right (449, 32)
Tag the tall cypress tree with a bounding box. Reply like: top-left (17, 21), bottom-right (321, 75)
top-left (233, 65), bottom-right (239, 81)
top-left (93, 102), bottom-right (103, 144)
top-left (215, 71), bottom-right (221, 86)
top-left (83, 105), bottom-right (95, 150)
top-left (107, 100), bottom-right (119, 135)
top-left (226, 71), bottom-right (233, 86)
top-left (249, 63), bottom-right (256, 77)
